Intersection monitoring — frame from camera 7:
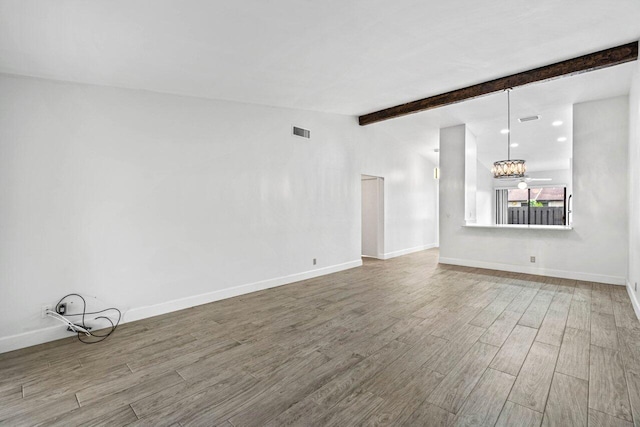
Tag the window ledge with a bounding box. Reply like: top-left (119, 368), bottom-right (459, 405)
top-left (463, 223), bottom-right (573, 231)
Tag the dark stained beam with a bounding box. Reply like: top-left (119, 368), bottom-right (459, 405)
top-left (358, 41), bottom-right (638, 126)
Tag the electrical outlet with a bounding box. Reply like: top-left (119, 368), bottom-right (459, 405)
top-left (41, 305), bottom-right (51, 318)
top-left (313, 258), bottom-right (317, 266)
top-left (530, 256), bottom-right (536, 263)
top-left (56, 303), bottom-right (67, 315)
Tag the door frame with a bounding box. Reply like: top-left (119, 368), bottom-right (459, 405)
top-left (361, 174), bottom-right (385, 259)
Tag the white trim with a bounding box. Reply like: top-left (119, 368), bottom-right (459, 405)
top-left (627, 280), bottom-right (640, 320)
top-left (0, 259), bottom-right (362, 354)
top-left (438, 257), bottom-right (626, 285)
top-left (0, 326), bottom-right (72, 355)
top-left (463, 224), bottom-right (573, 231)
top-left (123, 259), bottom-right (361, 323)
top-left (382, 243), bottom-right (438, 260)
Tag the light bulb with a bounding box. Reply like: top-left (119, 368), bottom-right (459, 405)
top-left (518, 181), bottom-right (528, 189)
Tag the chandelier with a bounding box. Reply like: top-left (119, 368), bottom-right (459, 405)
top-left (492, 89), bottom-right (526, 178)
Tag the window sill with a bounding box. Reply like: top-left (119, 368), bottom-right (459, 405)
top-left (463, 223), bottom-right (573, 231)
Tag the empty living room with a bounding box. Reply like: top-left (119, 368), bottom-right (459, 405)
top-left (1, 1), bottom-right (640, 426)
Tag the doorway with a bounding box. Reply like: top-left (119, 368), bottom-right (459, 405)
top-left (361, 175), bottom-right (384, 259)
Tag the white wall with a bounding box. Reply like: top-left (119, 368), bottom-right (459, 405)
top-left (629, 64), bottom-right (640, 317)
top-left (358, 125), bottom-right (439, 259)
top-left (476, 161), bottom-right (494, 225)
top-left (439, 96), bottom-right (629, 285)
top-left (0, 74), bottom-right (439, 352)
top-left (439, 125), bottom-right (467, 257)
top-left (465, 127), bottom-right (477, 223)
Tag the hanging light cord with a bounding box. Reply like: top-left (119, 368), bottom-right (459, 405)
top-left (507, 88), bottom-right (511, 161)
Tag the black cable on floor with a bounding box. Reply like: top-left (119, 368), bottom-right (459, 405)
top-left (55, 293), bottom-right (121, 344)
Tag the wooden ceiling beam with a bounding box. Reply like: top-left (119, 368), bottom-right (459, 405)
top-left (358, 41), bottom-right (638, 126)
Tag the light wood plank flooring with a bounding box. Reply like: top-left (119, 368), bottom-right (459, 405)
top-left (1, 249), bottom-right (639, 426)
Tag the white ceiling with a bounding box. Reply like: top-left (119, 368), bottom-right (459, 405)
top-left (1, 0), bottom-right (639, 117)
top-left (473, 102), bottom-right (573, 173)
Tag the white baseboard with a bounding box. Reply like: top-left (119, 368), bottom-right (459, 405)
top-left (438, 257), bottom-right (626, 285)
top-left (382, 243), bottom-right (438, 260)
top-left (627, 281), bottom-right (640, 320)
top-left (124, 259), bottom-right (362, 323)
top-left (0, 326), bottom-right (73, 355)
top-left (0, 259), bottom-right (362, 354)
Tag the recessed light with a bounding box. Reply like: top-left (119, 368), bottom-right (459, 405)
top-left (552, 120), bottom-right (563, 126)
top-left (557, 137), bottom-right (567, 142)
top-left (510, 143), bottom-right (519, 147)
top-left (500, 129), bottom-right (509, 134)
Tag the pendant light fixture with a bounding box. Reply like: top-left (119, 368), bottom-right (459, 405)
top-left (491, 89), bottom-right (526, 178)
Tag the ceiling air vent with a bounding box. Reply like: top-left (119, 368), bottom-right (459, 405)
top-left (292, 126), bottom-right (310, 139)
top-left (518, 115), bottom-right (540, 123)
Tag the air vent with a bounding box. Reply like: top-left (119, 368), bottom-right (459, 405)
top-left (518, 115), bottom-right (540, 123)
top-left (292, 126), bottom-right (310, 139)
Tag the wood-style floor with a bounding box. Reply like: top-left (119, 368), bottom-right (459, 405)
top-left (1, 249), bottom-right (639, 426)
